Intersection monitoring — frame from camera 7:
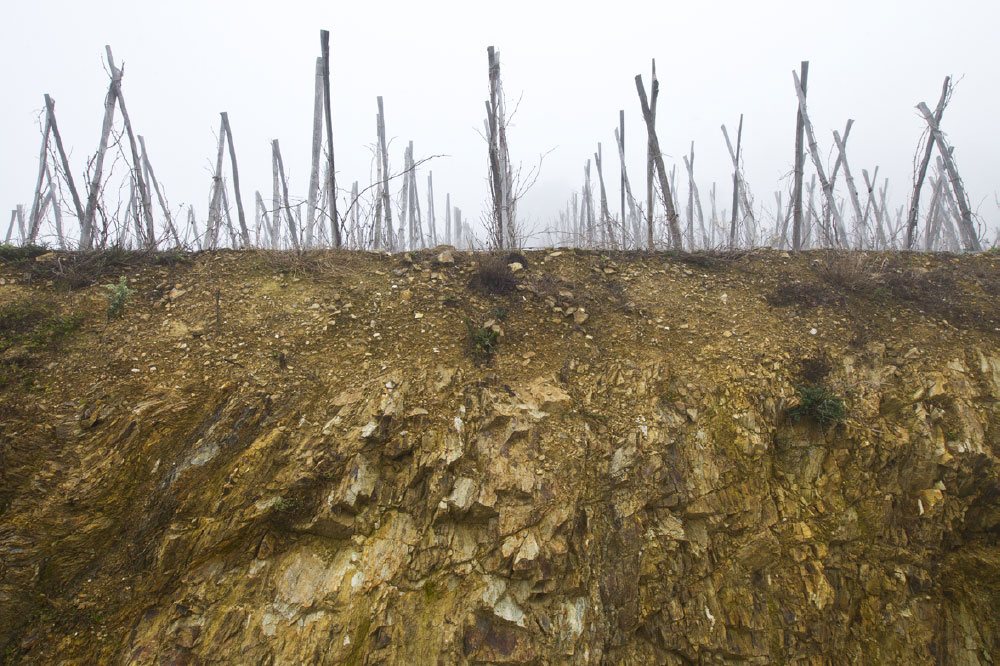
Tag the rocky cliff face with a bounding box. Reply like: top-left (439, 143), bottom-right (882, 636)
top-left (1, 249), bottom-right (998, 664)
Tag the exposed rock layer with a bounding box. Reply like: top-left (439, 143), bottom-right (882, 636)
top-left (1, 249), bottom-right (998, 664)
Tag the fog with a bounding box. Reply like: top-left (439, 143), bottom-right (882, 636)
top-left (2, 0), bottom-right (998, 246)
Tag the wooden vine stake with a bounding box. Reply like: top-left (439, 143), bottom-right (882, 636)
top-left (486, 46), bottom-right (513, 249)
top-left (916, 96), bottom-right (981, 251)
top-left (219, 113), bottom-right (250, 246)
top-left (306, 58), bottom-right (324, 248)
top-left (320, 30), bottom-right (340, 247)
top-left (791, 61), bottom-right (809, 251)
top-left (376, 96), bottom-right (392, 251)
top-left (635, 62), bottom-right (682, 250)
top-left (906, 77), bottom-right (950, 250)
top-left (594, 143), bottom-right (617, 248)
top-left (792, 67), bottom-right (846, 247)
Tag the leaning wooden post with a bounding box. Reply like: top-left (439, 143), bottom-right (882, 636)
top-left (791, 61), bottom-right (809, 251)
top-left (320, 30), bottom-right (340, 247)
top-left (219, 113), bottom-right (250, 247)
top-left (792, 69), bottom-right (846, 247)
top-left (916, 101), bottom-right (981, 251)
top-left (618, 110), bottom-right (627, 247)
top-left (721, 119), bottom-right (755, 240)
top-left (644, 61), bottom-right (657, 250)
top-left (42, 165), bottom-right (65, 249)
top-left (104, 46), bottom-right (155, 248)
top-left (376, 96), bottom-right (392, 251)
top-left (26, 110), bottom-right (53, 243)
top-left (206, 116), bottom-right (227, 248)
top-left (728, 114), bottom-right (744, 248)
top-left (398, 144), bottom-right (411, 249)
top-left (683, 145), bottom-right (707, 248)
top-left (684, 142), bottom-right (695, 250)
top-left (924, 174), bottom-right (946, 251)
top-left (15, 206), bottom-right (26, 244)
top-left (349, 181), bottom-right (359, 248)
top-left (832, 123), bottom-right (866, 249)
top-left (936, 156), bottom-right (965, 252)
top-left (614, 125), bottom-right (638, 248)
top-left (486, 46), bottom-right (505, 249)
top-left (862, 168), bottom-right (887, 250)
top-left (635, 70), bottom-right (682, 250)
top-left (255, 191), bottom-right (272, 249)
top-left (219, 183), bottom-right (239, 248)
top-left (445, 193), bottom-right (452, 245)
top-left (594, 143), bottom-right (616, 248)
top-left (272, 139), bottom-right (300, 251)
top-left (43, 96), bottom-right (86, 242)
top-left (427, 172), bottom-right (437, 246)
top-left (409, 145), bottom-right (424, 249)
top-left (306, 57), bottom-right (324, 248)
top-left (81, 49), bottom-right (122, 249)
top-left (271, 140), bottom-right (281, 249)
top-left (906, 77), bottom-right (950, 250)
top-left (138, 135), bottom-right (182, 247)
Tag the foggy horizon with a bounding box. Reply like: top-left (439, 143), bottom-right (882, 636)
top-left (3, 0), bottom-right (999, 248)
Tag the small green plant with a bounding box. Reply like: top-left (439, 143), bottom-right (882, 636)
top-left (103, 276), bottom-right (134, 321)
top-left (788, 385), bottom-right (847, 426)
top-left (465, 319), bottom-right (500, 361)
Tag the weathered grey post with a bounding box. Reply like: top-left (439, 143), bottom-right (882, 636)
top-left (139, 135), bottom-right (181, 247)
top-left (614, 125), bottom-right (638, 248)
top-left (104, 47), bottom-right (155, 248)
top-left (683, 144), bottom-right (707, 249)
top-left (207, 116), bottom-right (227, 248)
top-left (721, 119), bottom-right (755, 240)
top-left (320, 30), bottom-right (340, 247)
top-left (644, 61), bottom-right (657, 250)
top-left (81, 48), bottom-right (124, 249)
top-left (906, 77), bottom-right (950, 250)
top-left (218, 113), bottom-right (250, 247)
top-left (377, 97), bottom-right (392, 250)
top-left (26, 109), bottom-right (52, 243)
top-left (791, 61), bottom-right (809, 251)
top-left (594, 143), bottom-right (616, 248)
top-left (306, 57), bottom-right (323, 248)
top-left (398, 144), bottom-right (410, 250)
top-left (44, 164), bottom-right (66, 249)
top-left (862, 168), bottom-right (887, 250)
top-left (832, 123), bottom-right (865, 249)
top-left (792, 69), bottom-right (846, 246)
top-left (270, 141), bottom-right (282, 249)
top-left (255, 192), bottom-right (272, 249)
top-left (272, 139), bottom-right (299, 250)
top-left (349, 181), bottom-right (359, 248)
top-left (43, 96), bottom-right (85, 242)
top-left (445, 193), bottom-right (452, 245)
top-left (916, 100), bottom-right (981, 251)
top-left (635, 67), bottom-right (682, 250)
top-left (618, 110), bottom-right (626, 247)
top-left (486, 46), bottom-right (507, 249)
top-left (727, 115), bottom-right (744, 248)
top-left (427, 172), bottom-right (437, 246)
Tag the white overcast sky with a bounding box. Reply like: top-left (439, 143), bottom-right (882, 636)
top-left (2, 0), bottom-right (999, 244)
